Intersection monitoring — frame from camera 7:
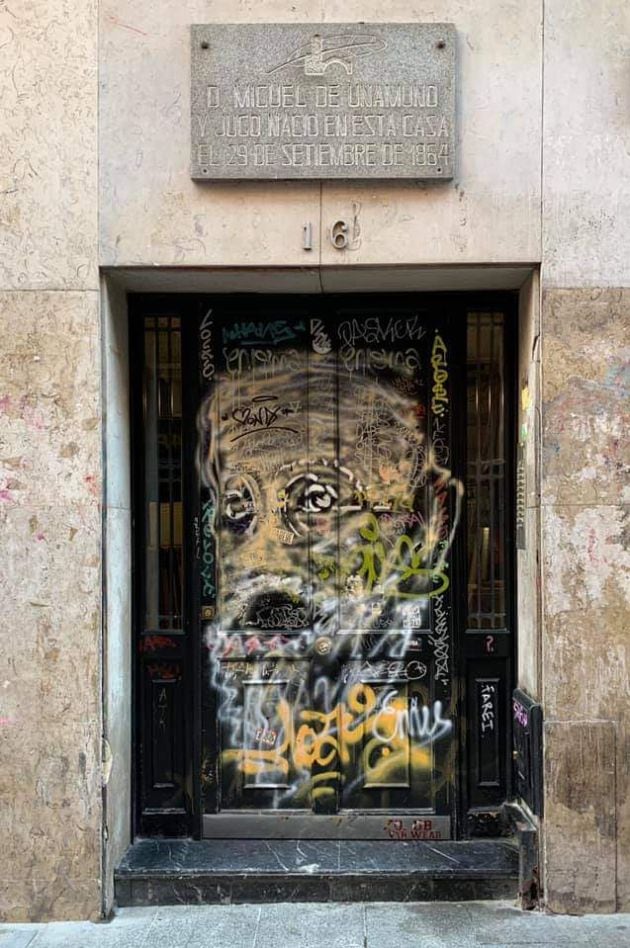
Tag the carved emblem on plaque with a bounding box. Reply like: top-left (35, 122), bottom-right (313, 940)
top-left (268, 33), bottom-right (386, 77)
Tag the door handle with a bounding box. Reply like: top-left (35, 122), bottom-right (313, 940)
top-left (314, 636), bottom-right (333, 656)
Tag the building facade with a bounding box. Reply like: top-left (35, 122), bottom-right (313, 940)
top-left (1, 0), bottom-right (629, 921)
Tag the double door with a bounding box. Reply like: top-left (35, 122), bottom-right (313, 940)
top-left (132, 295), bottom-right (514, 841)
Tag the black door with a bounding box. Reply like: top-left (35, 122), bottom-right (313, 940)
top-left (131, 295), bottom-right (514, 841)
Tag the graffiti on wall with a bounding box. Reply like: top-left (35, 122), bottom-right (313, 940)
top-left (197, 313), bottom-right (464, 815)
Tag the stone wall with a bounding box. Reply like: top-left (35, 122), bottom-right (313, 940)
top-left (540, 0), bottom-right (630, 915)
top-left (0, 0), bottom-right (101, 922)
top-left (540, 291), bottom-right (630, 913)
top-left (100, 0), bottom-right (542, 268)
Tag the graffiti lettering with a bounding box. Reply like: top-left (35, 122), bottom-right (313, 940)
top-left (431, 333), bottom-right (448, 417)
top-left (193, 513), bottom-right (201, 560)
top-left (430, 414), bottom-right (450, 467)
top-left (254, 727), bottom-right (279, 746)
top-left (221, 634), bottom-right (293, 659)
top-left (353, 512), bottom-right (449, 599)
top-left (223, 319), bottom-right (304, 346)
top-left (140, 635), bottom-right (177, 653)
top-left (200, 309), bottom-right (215, 382)
top-left (429, 593), bottom-right (450, 684)
top-left (341, 659), bottom-right (428, 683)
top-left (338, 315), bottom-right (427, 347)
top-left (223, 684), bottom-right (451, 785)
top-left (480, 683), bottom-right (496, 734)
top-left (513, 698), bottom-right (528, 728)
top-left (201, 497), bottom-right (216, 598)
top-left (224, 346), bottom-right (301, 378)
top-left (311, 318), bottom-right (332, 354)
top-left (340, 346), bottom-right (421, 375)
top-left (373, 695), bottom-right (452, 744)
top-left (229, 396), bottom-right (300, 442)
top-left (253, 604), bottom-right (309, 630)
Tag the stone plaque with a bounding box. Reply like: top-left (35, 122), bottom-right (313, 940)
top-left (191, 23), bottom-right (455, 180)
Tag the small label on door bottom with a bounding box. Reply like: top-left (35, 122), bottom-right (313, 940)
top-left (384, 817), bottom-right (446, 840)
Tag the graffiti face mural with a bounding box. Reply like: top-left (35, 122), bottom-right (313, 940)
top-left (198, 309), bottom-right (463, 834)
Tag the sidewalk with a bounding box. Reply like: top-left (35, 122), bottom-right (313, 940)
top-left (1, 901), bottom-right (629, 948)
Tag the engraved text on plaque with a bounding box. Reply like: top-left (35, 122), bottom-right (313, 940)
top-left (191, 23), bottom-right (456, 180)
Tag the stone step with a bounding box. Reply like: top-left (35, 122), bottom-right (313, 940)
top-left (115, 838), bottom-right (519, 906)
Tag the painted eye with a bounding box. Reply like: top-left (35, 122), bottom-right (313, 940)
top-left (301, 480), bottom-right (337, 512)
top-left (223, 475), bottom-right (259, 533)
top-left (224, 488), bottom-right (255, 520)
top-left (285, 473), bottom-right (338, 514)
top-left (277, 461), bottom-right (366, 538)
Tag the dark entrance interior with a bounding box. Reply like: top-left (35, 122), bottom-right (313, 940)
top-left (130, 293), bottom-right (515, 844)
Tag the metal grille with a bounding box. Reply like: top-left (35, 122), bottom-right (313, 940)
top-left (466, 312), bottom-right (506, 630)
top-left (143, 315), bottom-right (183, 631)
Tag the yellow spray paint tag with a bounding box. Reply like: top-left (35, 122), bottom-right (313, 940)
top-left (521, 384), bottom-right (531, 412)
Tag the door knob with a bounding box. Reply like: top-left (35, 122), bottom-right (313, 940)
top-left (314, 636), bottom-right (333, 656)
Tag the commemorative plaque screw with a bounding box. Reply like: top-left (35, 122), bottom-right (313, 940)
top-left (436, 40), bottom-right (445, 49)
top-left (200, 40), bottom-right (209, 49)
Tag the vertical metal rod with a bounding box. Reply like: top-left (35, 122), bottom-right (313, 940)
top-left (167, 319), bottom-right (175, 627)
top-left (497, 313), bottom-right (505, 621)
top-left (154, 325), bottom-right (163, 627)
top-left (333, 314), bottom-right (341, 642)
top-left (489, 315), bottom-right (496, 628)
top-left (475, 314), bottom-right (481, 628)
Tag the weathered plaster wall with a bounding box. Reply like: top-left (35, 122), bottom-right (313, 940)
top-left (0, 0), bottom-right (101, 924)
top-left (100, 0), bottom-right (542, 268)
top-left (541, 2), bottom-right (630, 914)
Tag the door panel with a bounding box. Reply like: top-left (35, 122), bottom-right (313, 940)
top-left (197, 303), bottom-right (461, 836)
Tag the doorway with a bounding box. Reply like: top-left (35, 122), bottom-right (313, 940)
top-left (130, 294), bottom-right (515, 841)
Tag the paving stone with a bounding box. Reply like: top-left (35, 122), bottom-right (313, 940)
top-left (29, 914), bottom-right (155, 948)
top-left (471, 901), bottom-right (595, 943)
top-left (29, 923), bottom-right (98, 948)
top-left (365, 901), bottom-right (475, 947)
top-left (0, 932), bottom-right (39, 948)
top-left (146, 903), bottom-right (261, 948)
top-left (255, 902), bottom-right (365, 948)
top-left (2, 900), bottom-right (630, 948)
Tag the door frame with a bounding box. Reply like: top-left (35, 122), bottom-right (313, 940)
top-left (128, 291), bottom-right (517, 841)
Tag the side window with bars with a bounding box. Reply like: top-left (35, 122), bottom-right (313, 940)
top-left (143, 316), bottom-right (184, 632)
top-left (466, 312), bottom-right (507, 631)
top-left (136, 313), bottom-right (188, 833)
top-left (463, 310), bottom-right (511, 830)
